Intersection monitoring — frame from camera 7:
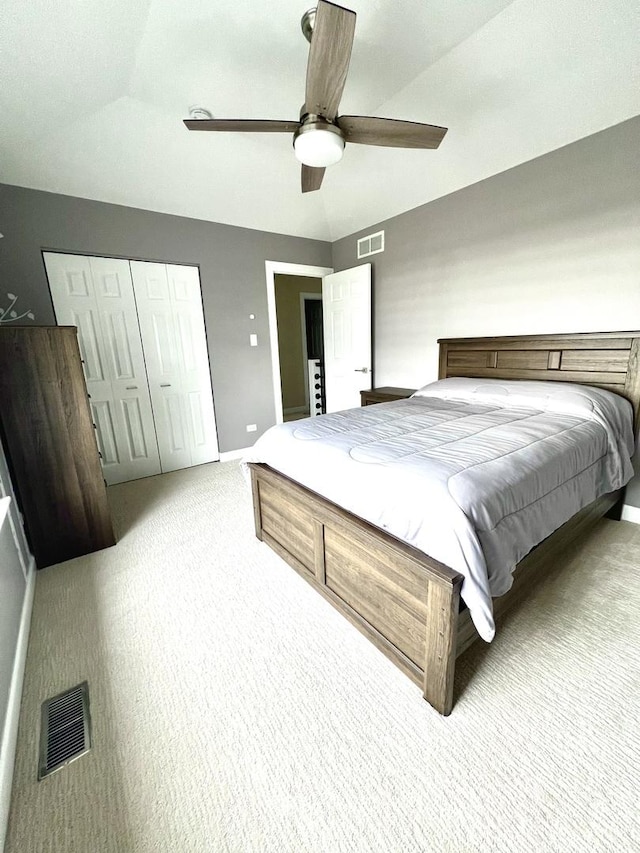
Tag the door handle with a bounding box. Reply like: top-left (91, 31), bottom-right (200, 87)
top-left (160, 383), bottom-right (171, 387)
top-left (126, 386), bottom-right (138, 390)
top-left (354, 367), bottom-right (370, 373)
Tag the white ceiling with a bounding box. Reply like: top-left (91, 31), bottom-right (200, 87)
top-left (1, 0), bottom-right (639, 242)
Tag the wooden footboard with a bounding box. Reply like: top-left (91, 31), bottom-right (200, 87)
top-left (249, 462), bottom-right (464, 715)
top-left (249, 462), bottom-right (622, 715)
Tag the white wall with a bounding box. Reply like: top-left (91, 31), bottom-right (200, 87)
top-left (0, 438), bottom-right (35, 851)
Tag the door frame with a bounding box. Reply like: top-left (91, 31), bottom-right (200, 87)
top-left (265, 261), bottom-right (333, 424)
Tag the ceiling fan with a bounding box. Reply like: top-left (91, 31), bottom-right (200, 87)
top-left (184, 0), bottom-right (448, 193)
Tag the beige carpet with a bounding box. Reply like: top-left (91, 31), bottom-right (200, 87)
top-left (5, 461), bottom-right (640, 853)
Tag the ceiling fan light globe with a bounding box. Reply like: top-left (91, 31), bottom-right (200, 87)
top-left (294, 128), bottom-right (345, 167)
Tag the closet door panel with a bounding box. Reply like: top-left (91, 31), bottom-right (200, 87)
top-left (130, 262), bottom-right (191, 470)
top-left (44, 253), bottom-right (117, 475)
top-left (88, 257), bottom-right (161, 482)
top-left (166, 264), bottom-right (219, 465)
top-left (45, 253), bottom-right (161, 484)
top-left (131, 261), bottom-right (218, 471)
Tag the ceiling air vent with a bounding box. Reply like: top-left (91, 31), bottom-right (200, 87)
top-left (357, 230), bottom-right (385, 259)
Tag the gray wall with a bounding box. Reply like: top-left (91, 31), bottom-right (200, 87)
top-left (332, 115), bottom-right (640, 507)
top-left (0, 185), bottom-right (331, 451)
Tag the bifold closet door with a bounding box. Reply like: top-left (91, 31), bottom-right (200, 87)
top-left (44, 253), bottom-right (162, 484)
top-left (130, 261), bottom-right (219, 472)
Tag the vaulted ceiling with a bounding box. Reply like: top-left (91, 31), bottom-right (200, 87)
top-left (1, 0), bottom-right (638, 241)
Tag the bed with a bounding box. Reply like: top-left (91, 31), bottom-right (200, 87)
top-left (246, 332), bottom-right (640, 714)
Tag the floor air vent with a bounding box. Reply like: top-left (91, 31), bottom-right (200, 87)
top-left (39, 681), bottom-right (92, 780)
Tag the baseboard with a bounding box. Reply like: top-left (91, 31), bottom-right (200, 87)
top-left (0, 557), bottom-right (35, 852)
top-left (219, 448), bottom-right (252, 462)
top-left (621, 504), bottom-right (640, 525)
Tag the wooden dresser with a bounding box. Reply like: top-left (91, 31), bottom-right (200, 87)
top-left (0, 326), bottom-right (115, 568)
top-left (360, 386), bottom-right (416, 406)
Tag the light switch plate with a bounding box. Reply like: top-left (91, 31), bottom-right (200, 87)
top-left (249, 334), bottom-right (258, 346)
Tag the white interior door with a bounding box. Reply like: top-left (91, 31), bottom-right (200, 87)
top-left (44, 252), bottom-right (161, 484)
top-left (322, 264), bottom-right (372, 412)
top-left (130, 261), bottom-right (219, 473)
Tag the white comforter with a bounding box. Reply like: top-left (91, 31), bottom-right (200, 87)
top-left (243, 378), bottom-right (635, 641)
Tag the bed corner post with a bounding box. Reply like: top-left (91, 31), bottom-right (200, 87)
top-left (249, 464), bottom-right (263, 541)
top-left (423, 576), bottom-right (462, 716)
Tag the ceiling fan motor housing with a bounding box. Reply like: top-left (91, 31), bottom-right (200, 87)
top-left (301, 8), bottom-right (317, 43)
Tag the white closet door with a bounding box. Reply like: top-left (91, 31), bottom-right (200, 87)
top-left (130, 261), bottom-right (219, 472)
top-left (44, 252), bottom-right (161, 484)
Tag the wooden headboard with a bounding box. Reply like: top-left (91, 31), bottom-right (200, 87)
top-left (437, 331), bottom-right (640, 426)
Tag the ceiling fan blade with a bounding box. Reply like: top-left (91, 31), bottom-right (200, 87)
top-left (301, 165), bottom-right (325, 193)
top-left (338, 116), bottom-right (448, 149)
top-left (184, 119), bottom-right (300, 133)
top-left (305, 1), bottom-right (356, 121)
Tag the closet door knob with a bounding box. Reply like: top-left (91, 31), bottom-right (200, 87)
top-left (160, 383), bottom-right (171, 388)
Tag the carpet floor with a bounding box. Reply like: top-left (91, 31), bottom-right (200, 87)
top-left (5, 461), bottom-right (640, 853)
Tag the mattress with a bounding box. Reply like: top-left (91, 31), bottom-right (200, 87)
top-left (243, 378), bottom-right (635, 641)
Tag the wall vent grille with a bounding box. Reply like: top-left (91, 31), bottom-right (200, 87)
top-left (357, 230), bottom-right (385, 259)
top-left (39, 681), bottom-right (91, 780)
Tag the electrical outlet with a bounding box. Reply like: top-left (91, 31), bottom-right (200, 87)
top-left (246, 424), bottom-right (257, 432)
top-left (249, 333), bottom-right (258, 346)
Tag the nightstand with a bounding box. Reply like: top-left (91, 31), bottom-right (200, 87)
top-left (360, 386), bottom-right (416, 406)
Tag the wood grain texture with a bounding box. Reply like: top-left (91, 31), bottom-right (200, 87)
top-left (623, 339), bottom-right (640, 429)
top-left (252, 466), bottom-right (428, 687)
top-left (438, 332), bottom-right (634, 349)
top-left (439, 330), bottom-right (640, 424)
top-left (360, 387), bottom-right (415, 406)
top-left (249, 463), bottom-right (464, 713)
top-left (559, 349), bottom-right (630, 371)
top-left (339, 116), bottom-right (447, 149)
top-left (301, 165), bottom-right (325, 193)
top-left (313, 520), bottom-right (326, 584)
top-left (448, 365), bottom-right (626, 386)
top-left (496, 350), bottom-right (550, 370)
top-left (324, 525), bottom-right (429, 667)
top-left (305, 0), bottom-right (356, 120)
top-left (260, 483), bottom-right (315, 574)
top-left (424, 579), bottom-right (460, 716)
top-left (0, 326), bottom-right (114, 568)
top-left (184, 119), bottom-right (299, 133)
top-left (547, 351), bottom-right (562, 369)
top-left (250, 466), bottom-right (263, 541)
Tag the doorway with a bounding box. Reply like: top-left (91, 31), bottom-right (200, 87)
top-left (274, 275), bottom-right (323, 422)
top-left (265, 261), bottom-right (333, 424)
